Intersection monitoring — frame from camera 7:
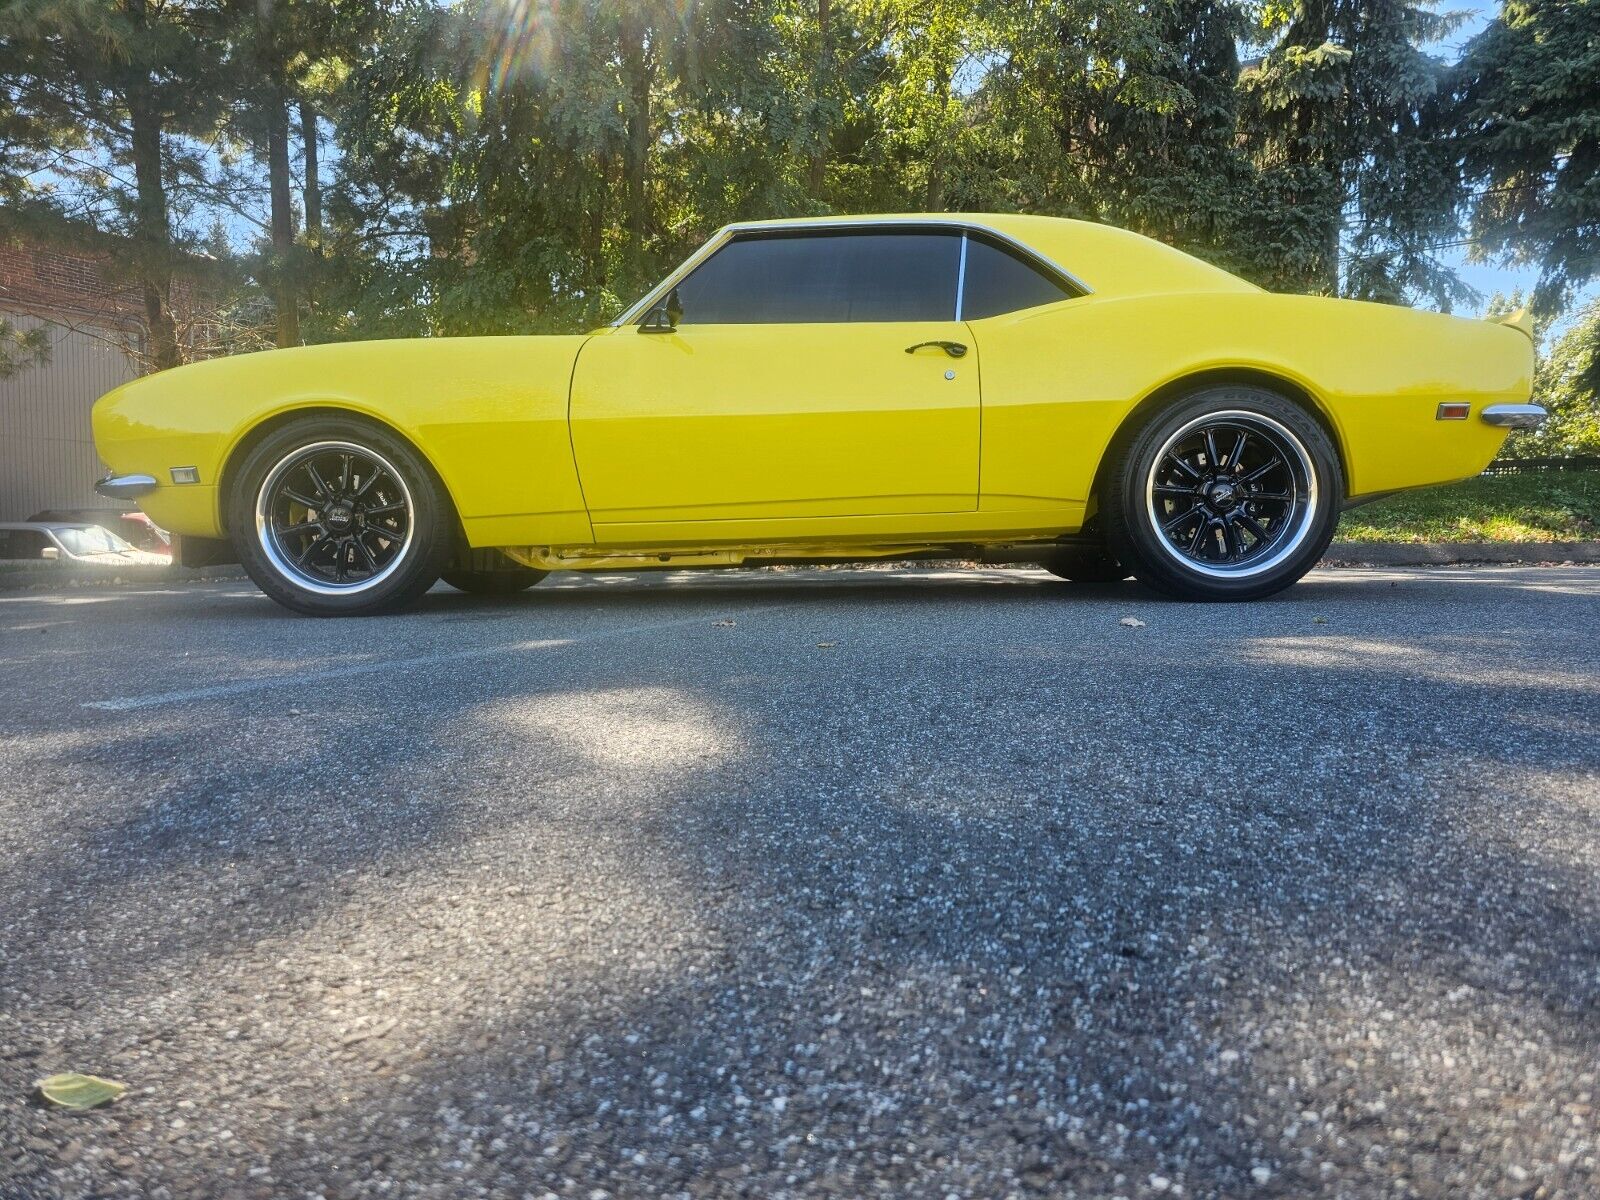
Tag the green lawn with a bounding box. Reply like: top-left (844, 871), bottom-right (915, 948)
top-left (1337, 471), bottom-right (1600, 543)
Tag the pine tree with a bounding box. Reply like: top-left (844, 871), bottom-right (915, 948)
top-left (1240, 0), bottom-right (1469, 306)
top-left (1450, 0), bottom-right (1600, 320)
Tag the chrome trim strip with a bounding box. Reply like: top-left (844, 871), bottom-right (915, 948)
top-left (95, 473), bottom-right (159, 500)
top-left (610, 217), bottom-right (1094, 328)
top-left (1481, 403), bottom-right (1548, 430)
top-left (954, 232), bottom-right (969, 321)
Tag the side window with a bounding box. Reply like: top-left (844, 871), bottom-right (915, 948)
top-left (668, 231), bottom-right (961, 324)
top-left (0, 530), bottom-right (48, 558)
top-left (961, 236), bottom-right (1078, 320)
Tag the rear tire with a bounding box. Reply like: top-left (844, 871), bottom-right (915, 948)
top-left (1039, 543), bottom-right (1130, 583)
top-left (228, 414), bottom-right (453, 616)
top-left (1102, 386), bottom-right (1342, 601)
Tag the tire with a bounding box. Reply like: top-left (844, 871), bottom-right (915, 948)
top-left (1039, 543), bottom-right (1131, 583)
top-left (1101, 386), bottom-right (1343, 601)
top-left (228, 414), bottom-right (453, 616)
top-left (441, 566), bottom-right (548, 595)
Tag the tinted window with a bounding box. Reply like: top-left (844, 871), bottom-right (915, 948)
top-left (0, 530), bottom-right (50, 559)
top-left (961, 236), bottom-right (1077, 319)
top-left (668, 231), bottom-right (961, 324)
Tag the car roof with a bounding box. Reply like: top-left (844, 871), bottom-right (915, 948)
top-left (0, 521), bottom-right (99, 532)
top-left (614, 211), bottom-right (1258, 325)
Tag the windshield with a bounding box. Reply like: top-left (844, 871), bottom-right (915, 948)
top-left (56, 526), bottom-right (135, 555)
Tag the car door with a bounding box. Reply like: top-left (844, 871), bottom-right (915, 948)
top-left (568, 228), bottom-right (979, 536)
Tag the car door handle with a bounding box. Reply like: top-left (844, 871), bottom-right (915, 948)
top-left (904, 340), bottom-right (967, 358)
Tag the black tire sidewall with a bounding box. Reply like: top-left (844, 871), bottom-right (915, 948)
top-left (228, 415), bottom-right (453, 616)
top-left (1104, 387), bottom-right (1344, 601)
top-left (1040, 544), bottom-right (1131, 583)
top-left (440, 568), bottom-right (547, 596)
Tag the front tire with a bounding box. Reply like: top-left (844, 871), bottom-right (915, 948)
top-left (442, 556), bottom-right (548, 595)
top-left (1102, 386), bottom-right (1343, 601)
top-left (228, 415), bottom-right (453, 616)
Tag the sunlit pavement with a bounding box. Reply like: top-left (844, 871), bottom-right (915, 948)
top-left (1, 566), bottom-right (1597, 1199)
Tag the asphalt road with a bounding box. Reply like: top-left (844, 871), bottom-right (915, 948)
top-left (1, 565), bottom-right (1597, 1200)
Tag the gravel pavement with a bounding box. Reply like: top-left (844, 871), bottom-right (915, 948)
top-left (1, 565), bottom-right (1597, 1200)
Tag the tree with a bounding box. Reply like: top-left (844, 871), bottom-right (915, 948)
top-left (0, 318), bottom-right (50, 380)
top-left (1450, 0), bottom-right (1600, 321)
top-left (1239, 0), bottom-right (1469, 307)
top-left (1517, 298), bottom-right (1600, 457)
top-left (0, 0), bottom-right (226, 371)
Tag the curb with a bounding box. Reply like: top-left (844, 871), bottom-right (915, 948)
top-left (0, 564), bottom-right (250, 591)
top-left (1321, 541), bottom-right (1600, 566)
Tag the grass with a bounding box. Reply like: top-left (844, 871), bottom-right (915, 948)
top-left (1337, 470), bottom-right (1600, 543)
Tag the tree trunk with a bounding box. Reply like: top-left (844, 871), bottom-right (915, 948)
top-left (267, 90), bottom-right (298, 346)
top-left (808, 0), bottom-right (831, 197)
top-left (300, 101), bottom-right (321, 238)
top-left (622, 17), bottom-right (651, 259)
top-left (124, 0), bottom-right (180, 372)
top-left (926, 60), bottom-right (950, 211)
top-left (259, 0), bottom-right (298, 348)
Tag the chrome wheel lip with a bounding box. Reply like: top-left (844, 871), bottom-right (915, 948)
top-left (1144, 408), bottom-right (1319, 580)
top-left (254, 440), bottom-right (416, 597)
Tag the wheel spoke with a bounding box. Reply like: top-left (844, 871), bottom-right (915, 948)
top-left (339, 453), bottom-right (352, 493)
top-left (364, 501), bottom-right (405, 517)
top-left (1222, 519), bottom-right (1243, 559)
top-left (306, 462), bottom-right (332, 498)
top-left (278, 519), bottom-right (322, 538)
top-left (1165, 452), bottom-right (1201, 480)
top-left (1247, 490), bottom-right (1292, 503)
top-left (1204, 427), bottom-right (1221, 468)
top-left (355, 466), bottom-right (386, 498)
top-left (1237, 514), bottom-right (1271, 545)
top-left (1154, 484), bottom-right (1198, 498)
top-left (293, 531), bottom-right (327, 566)
top-left (1163, 505), bottom-right (1202, 533)
top-left (283, 488), bottom-right (322, 511)
top-left (352, 535), bottom-right (380, 573)
top-left (1227, 431), bottom-right (1248, 470)
top-left (1240, 457), bottom-right (1282, 485)
top-left (1186, 518), bottom-right (1210, 557)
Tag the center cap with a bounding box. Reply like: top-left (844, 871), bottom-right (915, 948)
top-left (325, 503), bottom-right (354, 531)
top-left (1207, 480), bottom-right (1238, 509)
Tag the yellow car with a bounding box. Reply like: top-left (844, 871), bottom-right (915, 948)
top-left (93, 213), bottom-right (1544, 616)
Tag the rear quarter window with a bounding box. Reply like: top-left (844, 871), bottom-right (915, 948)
top-left (962, 236), bottom-right (1079, 320)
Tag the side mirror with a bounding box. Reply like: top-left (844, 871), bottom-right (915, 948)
top-left (40, 546), bottom-right (59, 561)
top-left (640, 288), bottom-right (683, 334)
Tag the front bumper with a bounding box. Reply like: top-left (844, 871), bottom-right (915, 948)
top-left (95, 473), bottom-right (159, 500)
top-left (1481, 404), bottom-right (1548, 430)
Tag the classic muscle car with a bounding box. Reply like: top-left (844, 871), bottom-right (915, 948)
top-left (93, 214), bottom-right (1544, 616)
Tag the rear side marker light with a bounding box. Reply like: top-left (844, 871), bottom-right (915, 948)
top-left (1436, 403), bottom-right (1471, 421)
top-left (170, 466), bottom-right (201, 484)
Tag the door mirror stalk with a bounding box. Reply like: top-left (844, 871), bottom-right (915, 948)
top-left (640, 289), bottom-right (683, 334)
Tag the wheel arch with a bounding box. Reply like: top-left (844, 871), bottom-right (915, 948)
top-left (1087, 366), bottom-right (1347, 522)
top-left (216, 404), bottom-right (465, 540)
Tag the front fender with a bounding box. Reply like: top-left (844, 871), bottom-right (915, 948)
top-left (92, 336), bottom-right (594, 544)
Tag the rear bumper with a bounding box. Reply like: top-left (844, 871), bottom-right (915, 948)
top-left (95, 473), bottom-right (159, 500)
top-left (1481, 404), bottom-right (1548, 430)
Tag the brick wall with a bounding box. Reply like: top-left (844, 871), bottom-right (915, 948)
top-left (0, 235), bottom-right (147, 333)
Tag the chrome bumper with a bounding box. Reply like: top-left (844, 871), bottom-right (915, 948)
top-left (1481, 404), bottom-right (1548, 430)
top-left (95, 473), bottom-right (159, 500)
